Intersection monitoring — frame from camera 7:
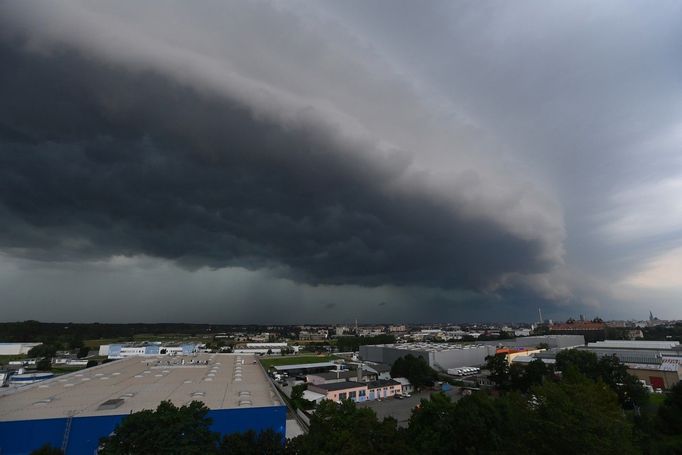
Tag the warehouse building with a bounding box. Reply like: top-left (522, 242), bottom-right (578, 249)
top-left (359, 343), bottom-right (496, 371)
top-left (522, 340), bottom-right (682, 390)
top-left (99, 343), bottom-right (199, 359)
top-left (579, 340), bottom-right (682, 365)
top-left (626, 363), bottom-right (681, 390)
top-left (0, 354), bottom-right (286, 455)
top-left (0, 343), bottom-right (42, 356)
top-left (501, 335), bottom-right (585, 349)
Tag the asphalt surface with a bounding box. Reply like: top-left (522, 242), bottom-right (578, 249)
top-left (274, 377), bottom-right (463, 428)
top-left (357, 388), bottom-right (462, 427)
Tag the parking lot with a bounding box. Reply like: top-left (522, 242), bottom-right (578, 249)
top-left (272, 376), bottom-right (464, 428)
top-left (357, 388), bottom-right (462, 427)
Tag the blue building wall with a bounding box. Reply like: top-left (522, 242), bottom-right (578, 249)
top-left (0, 405), bottom-right (286, 455)
top-left (107, 344), bottom-right (122, 357)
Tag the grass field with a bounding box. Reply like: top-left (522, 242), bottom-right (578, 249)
top-left (51, 366), bottom-right (86, 374)
top-left (83, 338), bottom-right (129, 349)
top-left (259, 355), bottom-right (339, 369)
top-left (0, 354), bottom-right (26, 366)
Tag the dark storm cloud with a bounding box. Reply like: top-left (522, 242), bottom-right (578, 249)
top-left (0, 42), bottom-right (549, 290)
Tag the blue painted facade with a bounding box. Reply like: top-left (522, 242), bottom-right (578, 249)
top-left (0, 405), bottom-right (286, 455)
top-left (107, 344), bottom-right (121, 357)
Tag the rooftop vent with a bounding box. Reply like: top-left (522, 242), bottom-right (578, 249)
top-left (98, 399), bottom-right (125, 411)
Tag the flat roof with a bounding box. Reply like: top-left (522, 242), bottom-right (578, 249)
top-left (0, 354), bottom-right (281, 422)
top-left (310, 371), bottom-right (357, 380)
top-left (273, 362), bottom-right (337, 371)
top-left (587, 340), bottom-right (680, 350)
top-left (626, 362), bottom-right (680, 372)
top-left (368, 343), bottom-right (489, 352)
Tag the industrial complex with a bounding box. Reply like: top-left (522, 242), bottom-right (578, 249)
top-left (359, 342), bottom-right (496, 370)
top-left (0, 353), bottom-right (286, 455)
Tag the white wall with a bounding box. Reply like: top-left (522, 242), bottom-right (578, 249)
top-left (0, 343), bottom-right (42, 355)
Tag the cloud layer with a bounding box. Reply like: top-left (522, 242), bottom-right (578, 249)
top-left (0, 0), bottom-right (680, 322)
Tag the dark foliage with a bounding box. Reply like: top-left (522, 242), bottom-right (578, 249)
top-left (390, 354), bottom-right (438, 390)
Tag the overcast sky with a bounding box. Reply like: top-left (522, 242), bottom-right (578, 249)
top-left (1, 1), bottom-right (681, 323)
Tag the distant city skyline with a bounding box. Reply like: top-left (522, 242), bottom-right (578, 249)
top-left (1, 1), bottom-right (681, 323)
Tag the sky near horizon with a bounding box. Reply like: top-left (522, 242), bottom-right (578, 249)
top-left (0, 1), bottom-right (681, 323)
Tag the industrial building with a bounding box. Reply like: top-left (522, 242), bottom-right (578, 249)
top-left (520, 340), bottom-right (682, 390)
top-left (579, 340), bottom-right (682, 365)
top-left (498, 335), bottom-right (585, 349)
top-left (359, 343), bottom-right (496, 371)
top-left (306, 369), bottom-right (375, 385)
top-left (271, 361), bottom-right (339, 376)
top-left (0, 343), bottom-right (42, 356)
top-left (0, 353), bottom-right (286, 455)
top-left (549, 321), bottom-right (607, 342)
top-left (99, 343), bottom-right (199, 359)
top-left (306, 379), bottom-right (403, 402)
top-left (233, 343), bottom-right (300, 355)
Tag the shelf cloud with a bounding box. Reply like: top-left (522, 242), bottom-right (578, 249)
top-left (0, 1), bottom-right (680, 321)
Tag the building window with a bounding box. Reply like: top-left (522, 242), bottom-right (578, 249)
top-left (349, 391), bottom-right (357, 399)
top-left (339, 392), bottom-right (347, 400)
top-left (359, 390), bottom-right (366, 397)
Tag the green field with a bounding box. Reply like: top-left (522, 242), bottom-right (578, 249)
top-left (0, 354), bottom-right (26, 366)
top-left (259, 355), bottom-right (339, 369)
top-left (83, 338), bottom-right (129, 349)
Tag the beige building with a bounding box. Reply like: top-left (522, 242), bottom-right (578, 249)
top-left (626, 363), bottom-right (681, 390)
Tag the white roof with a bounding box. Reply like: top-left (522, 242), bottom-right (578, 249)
top-left (374, 343), bottom-right (489, 352)
top-left (627, 362), bottom-right (680, 372)
top-left (302, 390), bottom-right (326, 401)
top-left (588, 340), bottom-right (680, 350)
top-left (511, 356), bottom-right (556, 364)
top-left (0, 354), bottom-right (280, 422)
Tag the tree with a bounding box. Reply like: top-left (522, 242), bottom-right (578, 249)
top-left (408, 373), bottom-right (638, 455)
top-left (407, 393), bottom-right (459, 454)
top-left (98, 401), bottom-right (219, 454)
top-left (36, 358), bottom-right (51, 371)
top-left (28, 344), bottom-right (58, 359)
top-left (336, 334), bottom-right (395, 352)
top-left (390, 354), bottom-right (437, 390)
top-left (526, 372), bottom-right (639, 455)
top-left (86, 360), bottom-right (98, 368)
top-left (643, 382), bottom-right (682, 453)
top-left (290, 384), bottom-right (313, 410)
top-left (522, 358), bottom-right (552, 391)
top-left (77, 346), bottom-right (90, 358)
top-left (556, 350), bottom-right (647, 408)
top-left (555, 349), bottom-right (600, 380)
top-left (219, 429), bottom-right (285, 455)
top-left (596, 355), bottom-right (648, 408)
top-left (288, 399), bottom-right (410, 454)
top-left (485, 354), bottom-right (511, 390)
